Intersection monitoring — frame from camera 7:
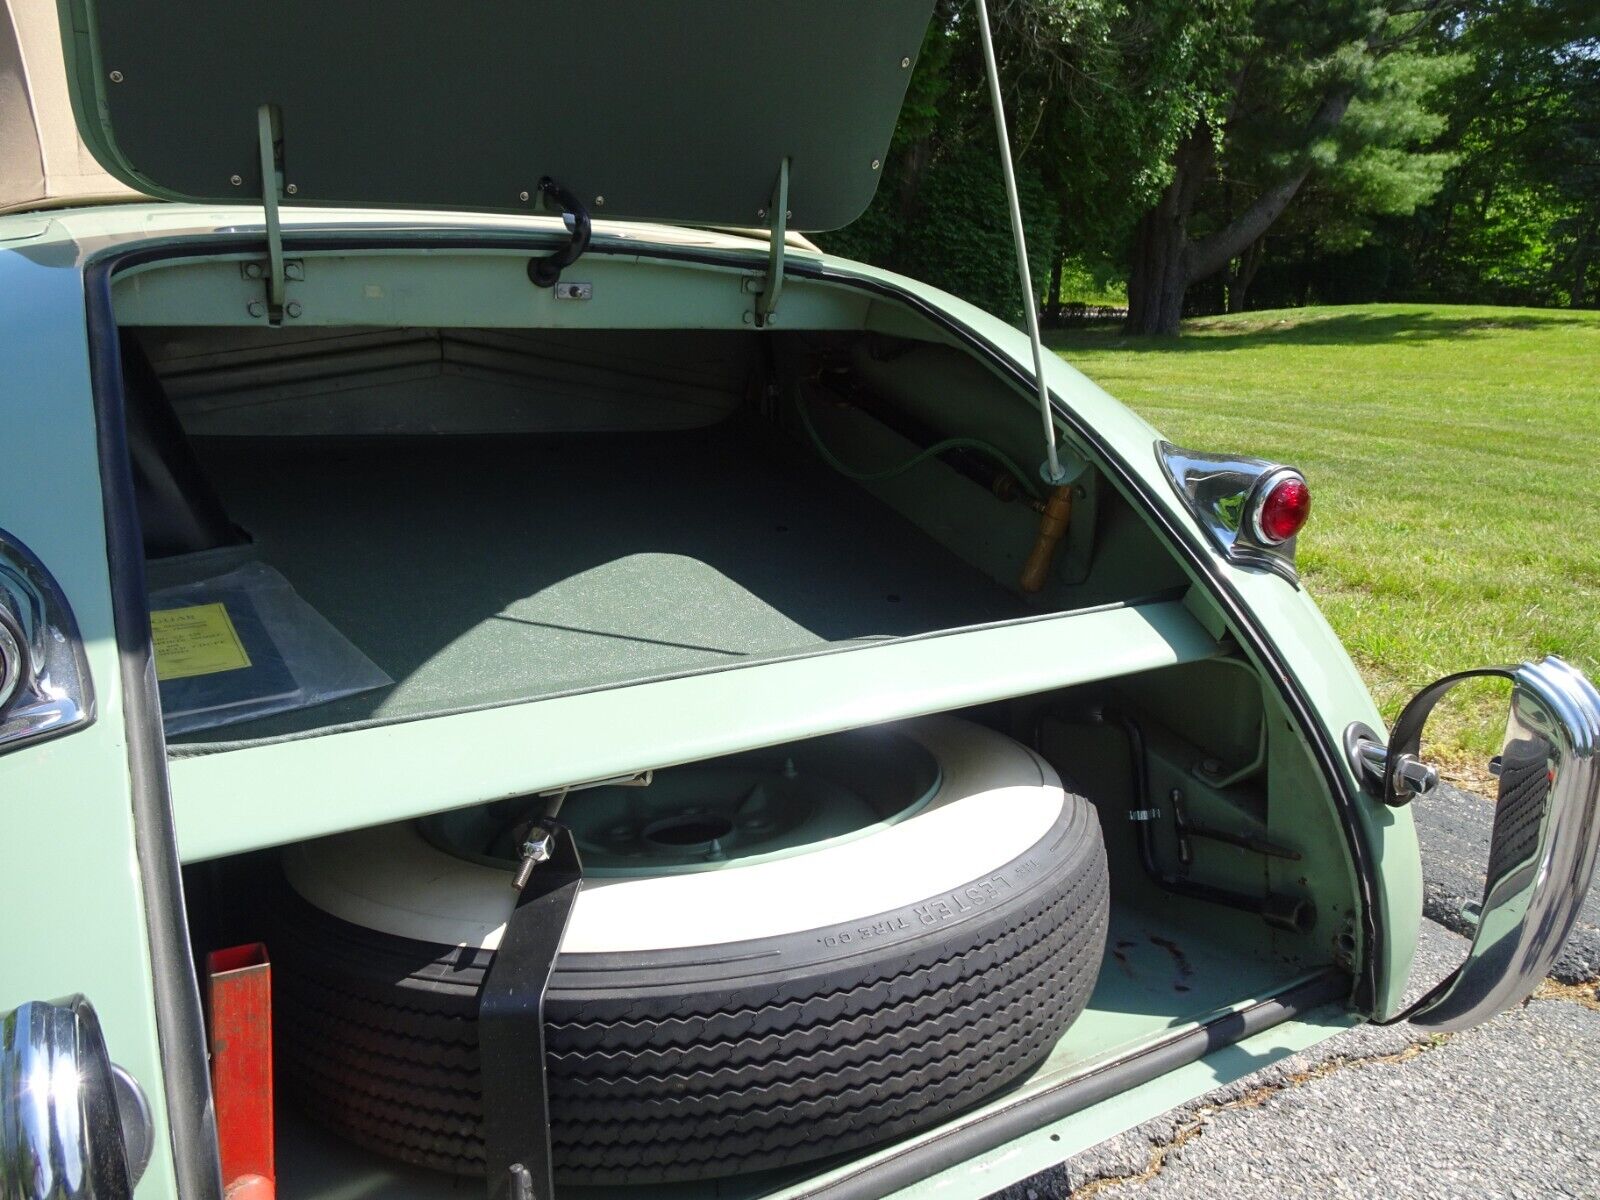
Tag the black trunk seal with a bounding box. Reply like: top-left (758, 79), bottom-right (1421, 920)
top-left (84, 257), bottom-right (224, 1200)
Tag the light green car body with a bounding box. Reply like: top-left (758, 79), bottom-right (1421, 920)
top-left (0, 201), bottom-right (1419, 1200)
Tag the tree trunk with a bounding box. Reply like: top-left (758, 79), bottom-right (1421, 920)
top-left (1569, 207), bottom-right (1599, 309)
top-left (1126, 211), bottom-right (1191, 335)
top-left (1125, 130), bottom-right (1214, 336)
top-left (1127, 89), bottom-right (1353, 336)
top-left (1045, 249), bottom-right (1065, 325)
top-left (1226, 235), bottom-right (1267, 313)
top-left (897, 135), bottom-right (932, 221)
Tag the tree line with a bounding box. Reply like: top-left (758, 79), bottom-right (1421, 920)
top-left (820, 0), bottom-right (1599, 334)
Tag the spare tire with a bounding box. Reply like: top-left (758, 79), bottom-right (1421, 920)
top-left (268, 716), bottom-right (1109, 1185)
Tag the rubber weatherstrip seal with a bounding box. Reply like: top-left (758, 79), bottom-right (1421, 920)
top-left (87, 227), bottom-right (1382, 1015)
top-left (796, 969), bottom-right (1349, 1200)
top-left (83, 256), bottom-right (225, 1200)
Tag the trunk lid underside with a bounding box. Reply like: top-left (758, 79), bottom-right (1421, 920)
top-left (59, 0), bottom-right (934, 229)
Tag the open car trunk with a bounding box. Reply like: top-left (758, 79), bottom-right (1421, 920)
top-left (109, 245), bottom-right (1358, 1199)
top-left (125, 320), bottom-right (1179, 749)
top-left (136, 328), bottom-right (1048, 744)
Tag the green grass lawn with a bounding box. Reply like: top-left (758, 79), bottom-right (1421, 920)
top-left (1049, 303), bottom-right (1600, 774)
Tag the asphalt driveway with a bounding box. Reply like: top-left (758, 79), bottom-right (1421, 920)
top-left (991, 783), bottom-right (1600, 1199)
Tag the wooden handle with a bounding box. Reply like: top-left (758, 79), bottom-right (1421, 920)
top-left (1019, 484), bottom-right (1074, 594)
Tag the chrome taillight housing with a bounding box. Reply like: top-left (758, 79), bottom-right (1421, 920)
top-left (0, 528), bottom-right (94, 754)
top-left (1155, 442), bottom-right (1310, 582)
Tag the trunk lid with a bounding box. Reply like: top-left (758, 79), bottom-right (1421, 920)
top-left (57, 0), bottom-right (933, 230)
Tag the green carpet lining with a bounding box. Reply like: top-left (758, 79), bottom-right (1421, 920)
top-left (164, 422), bottom-right (1030, 746)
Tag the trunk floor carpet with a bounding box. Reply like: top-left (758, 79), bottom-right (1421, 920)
top-left (161, 424), bottom-right (1029, 747)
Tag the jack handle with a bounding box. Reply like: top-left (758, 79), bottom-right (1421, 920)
top-left (1020, 483), bottom-right (1074, 593)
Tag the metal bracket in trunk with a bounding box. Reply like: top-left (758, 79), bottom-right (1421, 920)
top-left (752, 157), bottom-right (790, 327)
top-left (478, 826), bottom-right (583, 1200)
top-left (253, 106), bottom-right (288, 324)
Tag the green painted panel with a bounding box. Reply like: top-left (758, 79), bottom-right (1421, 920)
top-left (0, 240), bottom-right (177, 1197)
top-left (62, 0), bottom-right (933, 229)
top-left (1223, 566), bottom-right (1422, 1018)
top-left (110, 247), bottom-right (867, 330)
top-left (835, 251), bottom-right (1418, 1017)
top-left (90, 205), bottom-right (1414, 1015)
top-left (159, 425), bottom-right (1029, 742)
top-left (168, 598), bottom-right (1222, 862)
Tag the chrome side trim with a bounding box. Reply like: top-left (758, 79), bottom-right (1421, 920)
top-left (1154, 442), bottom-right (1301, 584)
top-left (1, 996), bottom-right (151, 1200)
top-left (1398, 657), bottom-right (1600, 1030)
top-left (0, 530), bottom-right (94, 754)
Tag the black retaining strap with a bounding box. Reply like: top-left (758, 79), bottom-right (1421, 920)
top-left (478, 826), bottom-right (583, 1200)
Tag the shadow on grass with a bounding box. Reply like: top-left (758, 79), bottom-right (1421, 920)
top-left (1046, 308), bottom-right (1595, 353)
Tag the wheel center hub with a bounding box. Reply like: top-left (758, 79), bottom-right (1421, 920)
top-left (419, 728), bottom-right (940, 876)
top-left (641, 813), bottom-right (736, 849)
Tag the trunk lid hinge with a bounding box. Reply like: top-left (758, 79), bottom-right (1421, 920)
top-left (751, 158), bottom-right (790, 328)
top-left (251, 105), bottom-right (301, 324)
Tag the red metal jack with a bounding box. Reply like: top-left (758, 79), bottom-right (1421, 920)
top-left (206, 943), bottom-right (275, 1200)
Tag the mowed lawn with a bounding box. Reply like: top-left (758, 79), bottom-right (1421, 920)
top-left (1050, 303), bottom-right (1600, 773)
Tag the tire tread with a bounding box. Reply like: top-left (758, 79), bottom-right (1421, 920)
top-left (269, 794), bottom-right (1108, 1184)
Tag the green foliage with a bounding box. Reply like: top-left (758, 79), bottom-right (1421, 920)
top-left (1055, 255), bottom-right (1128, 305)
top-left (1229, 0), bottom-right (1600, 311)
top-left (822, 0), bottom-right (1596, 319)
top-left (1305, 51), bottom-right (1466, 253)
top-left (1404, 0), bottom-right (1600, 307)
top-left (1185, 3), bottom-right (1464, 270)
top-left (1010, 0), bottom-right (1246, 250)
top-left (821, 139), bottom-right (1058, 323)
top-left (899, 141), bottom-right (1061, 321)
top-left (820, 0), bottom-right (1243, 320)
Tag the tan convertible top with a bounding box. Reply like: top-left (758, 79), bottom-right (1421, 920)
top-left (2, 0), bottom-right (141, 213)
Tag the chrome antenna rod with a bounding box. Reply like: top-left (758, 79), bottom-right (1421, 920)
top-left (974, 0), bottom-right (1066, 485)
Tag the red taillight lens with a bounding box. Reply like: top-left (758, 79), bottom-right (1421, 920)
top-left (1254, 474), bottom-right (1310, 544)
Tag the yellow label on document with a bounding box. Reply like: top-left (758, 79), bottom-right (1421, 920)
top-left (151, 603), bottom-right (252, 681)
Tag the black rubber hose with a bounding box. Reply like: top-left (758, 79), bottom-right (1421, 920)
top-left (1052, 706), bottom-right (1315, 934)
